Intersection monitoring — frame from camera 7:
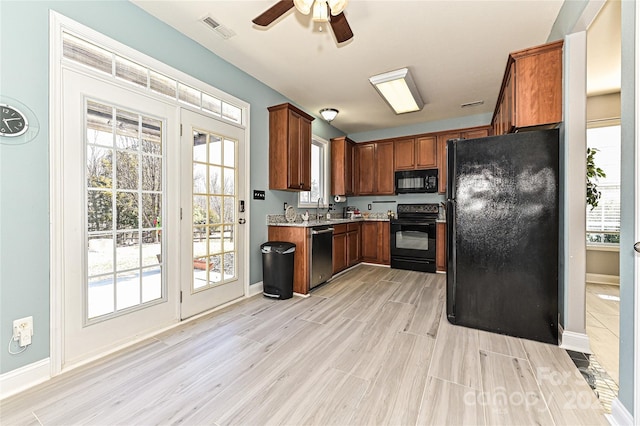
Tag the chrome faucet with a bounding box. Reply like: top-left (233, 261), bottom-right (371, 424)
top-left (316, 197), bottom-right (323, 222)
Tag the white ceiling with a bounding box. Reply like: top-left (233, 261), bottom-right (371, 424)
top-left (131, 0), bottom-right (614, 135)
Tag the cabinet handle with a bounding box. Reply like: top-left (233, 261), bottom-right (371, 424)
top-left (635, 242), bottom-right (640, 253)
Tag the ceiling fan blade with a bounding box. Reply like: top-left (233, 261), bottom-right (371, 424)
top-left (252, 0), bottom-right (295, 26)
top-left (330, 12), bottom-right (353, 43)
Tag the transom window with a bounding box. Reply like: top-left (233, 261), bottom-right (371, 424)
top-left (62, 32), bottom-right (242, 125)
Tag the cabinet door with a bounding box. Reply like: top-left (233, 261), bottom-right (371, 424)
top-left (299, 116), bottom-right (312, 191)
top-left (330, 138), bottom-right (346, 196)
top-left (436, 222), bottom-right (446, 272)
top-left (333, 232), bottom-right (347, 274)
top-left (379, 222), bottom-right (390, 265)
top-left (357, 143), bottom-right (376, 195)
top-left (514, 46), bottom-right (562, 128)
top-left (416, 136), bottom-right (437, 168)
top-left (287, 110), bottom-right (302, 190)
top-left (347, 229), bottom-right (360, 266)
top-left (437, 132), bottom-right (460, 194)
top-left (462, 128), bottom-right (490, 140)
top-left (394, 138), bottom-right (415, 170)
top-left (360, 221), bottom-right (379, 262)
top-left (345, 140), bottom-right (354, 196)
top-left (504, 66), bottom-right (515, 133)
top-left (375, 141), bottom-right (395, 195)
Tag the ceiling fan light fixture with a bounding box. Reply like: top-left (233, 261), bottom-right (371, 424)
top-left (293, 0), bottom-right (314, 15)
top-left (320, 108), bottom-right (339, 122)
top-left (369, 68), bottom-right (424, 114)
top-left (328, 0), bottom-right (348, 15)
top-left (312, 0), bottom-right (330, 22)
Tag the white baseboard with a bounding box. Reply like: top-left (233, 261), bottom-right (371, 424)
top-left (248, 281), bottom-right (264, 297)
top-left (559, 328), bottom-right (592, 354)
top-left (586, 273), bottom-right (620, 286)
top-left (609, 398), bottom-right (633, 425)
top-left (0, 358), bottom-right (50, 400)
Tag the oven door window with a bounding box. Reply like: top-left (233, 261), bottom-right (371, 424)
top-left (396, 229), bottom-right (429, 250)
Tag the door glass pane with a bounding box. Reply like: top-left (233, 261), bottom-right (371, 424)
top-left (192, 130), bottom-right (238, 292)
top-left (116, 270), bottom-right (141, 310)
top-left (88, 275), bottom-right (114, 318)
top-left (116, 151), bottom-right (139, 190)
top-left (141, 266), bottom-right (162, 303)
top-left (86, 100), bottom-right (164, 320)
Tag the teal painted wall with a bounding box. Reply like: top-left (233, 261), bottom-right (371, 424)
top-left (618, 0), bottom-right (636, 414)
top-left (0, 0), bottom-right (343, 374)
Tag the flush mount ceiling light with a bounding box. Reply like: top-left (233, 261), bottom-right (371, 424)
top-left (369, 68), bottom-right (424, 114)
top-left (320, 108), bottom-right (339, 122)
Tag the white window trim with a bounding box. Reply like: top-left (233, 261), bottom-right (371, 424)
top-left (298, 135), bottom-right (330, 209)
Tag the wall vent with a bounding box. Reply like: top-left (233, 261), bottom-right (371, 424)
top-left (202, 16), bottom-right (236, 40)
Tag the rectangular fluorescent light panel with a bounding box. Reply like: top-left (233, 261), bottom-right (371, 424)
top-left (369, 68), bottom-right (424, 114)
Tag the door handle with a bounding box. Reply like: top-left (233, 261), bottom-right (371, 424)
top-left (635, 242), bottom-right (640, 253)
top-left (311, 228), bottom-right (334, 235)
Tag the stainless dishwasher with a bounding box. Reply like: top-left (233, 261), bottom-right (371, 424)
top-left (310, 226), bottom-right (333, 289)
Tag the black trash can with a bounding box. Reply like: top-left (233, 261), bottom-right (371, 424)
top-left (261, 241), bottom-right (296, 300)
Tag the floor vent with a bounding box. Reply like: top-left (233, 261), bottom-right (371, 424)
top-left (202, 16), bottom-right (236, 40)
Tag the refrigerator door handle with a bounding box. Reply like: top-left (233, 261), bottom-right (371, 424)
top-left (446, 199), bottom-right (456, 322)
top-left (446, 139), bottom-right (457, 200)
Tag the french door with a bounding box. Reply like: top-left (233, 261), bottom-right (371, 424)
top-left (180, 109), bottom-right (246, 319)
top-left (62, 69), bottom-right (180, 368)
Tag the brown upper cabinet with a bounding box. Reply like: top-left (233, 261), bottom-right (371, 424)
top-left (330, 136), bottom-right (355, 196)
top-left (268, 103), bottom-right (315, 191)
top-left (394, 136), bottom-right (437, 171)
top-left (436, 127), bottom-right (491, 194)
top-left (356, 141), bottom-right (394, 196)
top-left (492, 40), bottom-right (563, 135)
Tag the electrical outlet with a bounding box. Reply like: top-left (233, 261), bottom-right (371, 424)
top-left (13, 316), bottom-right (33, 348)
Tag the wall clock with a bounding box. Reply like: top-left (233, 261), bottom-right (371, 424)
top-left (1, 104), bottom-right (29, 137)
top-left (0, 96), bottom-right (40, 145)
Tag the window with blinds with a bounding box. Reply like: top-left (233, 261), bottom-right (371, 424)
top-left (586, 124), bottom-right (620, 245)
top-left (62, 32), bottom-right (243, 125)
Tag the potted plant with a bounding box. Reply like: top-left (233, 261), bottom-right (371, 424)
top-left (586, 147), bottom-right (606, 210)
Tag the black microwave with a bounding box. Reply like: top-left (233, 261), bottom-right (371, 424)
top-left (395, 169), bottom-right (438, 194)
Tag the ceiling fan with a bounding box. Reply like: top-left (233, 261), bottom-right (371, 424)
top-left (252, 0), bottom-right (354, 43)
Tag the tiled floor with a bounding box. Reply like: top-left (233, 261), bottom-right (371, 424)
top-left (1, 265), bottom-right (608, 425)
top-left (582, 282), bottom-right (621, 413)
top-left (586, 283), bottom-right (620, 383)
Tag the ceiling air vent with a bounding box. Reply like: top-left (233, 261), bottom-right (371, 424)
top-left (202, 16), bottom-right (236, 40)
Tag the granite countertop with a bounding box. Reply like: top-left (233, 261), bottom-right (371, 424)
top-left (268, 217), bottom-right (391, 228)
top-left (267, 213), bottom-right (391, 228)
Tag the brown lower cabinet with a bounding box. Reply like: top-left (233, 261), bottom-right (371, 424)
top-left (333, 222), bottom-right (361, 274)
top-left (267, 226), bottom-right (310, 294)
top-left (268, 221), bottom-right (388, 295)
top-left (361, 221), bottom-right (390, 265)
top-left (436, 222), bottom-right (446, 272)
top-left (347, 223), bottom-right (361, 266)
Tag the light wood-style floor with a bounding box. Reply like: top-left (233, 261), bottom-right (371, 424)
top-left (586, 282), bottom-right (620, 383)
top-left (1, 265), bottom-right (608, 425)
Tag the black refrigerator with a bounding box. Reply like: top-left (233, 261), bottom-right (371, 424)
top-left (446, 129), bottom-right (559, 344)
